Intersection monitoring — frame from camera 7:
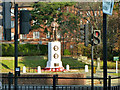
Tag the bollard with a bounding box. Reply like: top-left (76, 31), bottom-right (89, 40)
top-left (38, 66), bottom-right (41, 74)
top-left (85, 65), bottom-right (88, 72)
top-left (23, 66), bottom-right (26, 73)
top-left (97, 58), bottom-right (100, 70)
top-left (66, 64), bottom-right (69, 71)
top-left (93, 67), bottom-right (96, 74)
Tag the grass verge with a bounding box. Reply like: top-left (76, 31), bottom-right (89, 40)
top-left (1, 57), bottom-right (87, 73)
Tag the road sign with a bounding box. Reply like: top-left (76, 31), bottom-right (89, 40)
top-left (113, 56), bottom-right (119, 61)
top-left (103, 0), bottom-right (114, 15)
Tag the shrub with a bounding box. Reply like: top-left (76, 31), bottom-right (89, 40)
top-left (2, 44), bottom-right (14, 56)
top-left (64, 49), bottom-right (71, 55)
top-left (2, 44), bottom-right (48, 56)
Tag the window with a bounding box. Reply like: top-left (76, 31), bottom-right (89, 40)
top-left (11, 21), bottom-right (14, 28)
top-left (11, 32), bottom-right (14, 40)
top-left (46, 31), bottom-right (50, 38)
top-left (95, 11), bottom-right (97, 16)
top-left (33, 32), bottom-right (39, 39)
top-left (57, 32), bottom-right (61, 39)
top-left (20, 8), bottom-right (27, 11)
top-left (77, 10), bottom-right (80, 16)
top-left (20, 34), bottom-right (27, 39)
top-left (86, 11), bottom-right (91, 16)
top-left (88, 11), bottom-right (91, 15)
top-left (80, 20), bottom-right (83, 25)
top-left (80, 12), bottom-right (83, 15)
top-left (11, 9), bottom-right (14, 16)
top-left (32, 20), bottom-right (40, 25)
top-left (32, 20), bottom-right (37, 25)
top-left (67, 7), bottom-right (69, 12)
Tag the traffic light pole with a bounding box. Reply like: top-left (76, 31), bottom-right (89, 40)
top-left (14, 4), bottom-right (18, 90)
top-left (91, 26), bottom-right (94, 90)
top-left (103, 13), bottom-right (107, 90)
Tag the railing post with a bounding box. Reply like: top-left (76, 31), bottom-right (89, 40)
top-left (8, 72), bottom-right (13, 90)
top-left (53, 75), bottom-right (57, 90)
top-left (108, 76), bottom-right (111, 90)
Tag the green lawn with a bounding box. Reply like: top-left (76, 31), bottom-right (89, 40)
top-left (1, 56), bottom-right (119, 73)
top-left (0, 57), bottom-right (87, 73)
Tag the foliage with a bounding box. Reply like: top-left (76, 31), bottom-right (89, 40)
top-left (107, 14), bottom-right (119, 60)
top-left (2, 44), bottom-right (48, 56)
top-left (75, 2), bottom-right (103, 30)
top-left (78, 44), bottom-right (91, 58)
top-left (75, 2), bottom-right (119, 60)
top-left (100, 61), bottom-right (118, 69)
top-left (64, 49), bottom-right (71, 55)
top-left (31, 2), bottom-right (76, 30)
top-left (31, 2), bottom-right (81, 56)
top-left (2, 44), bottom-right (14, 56)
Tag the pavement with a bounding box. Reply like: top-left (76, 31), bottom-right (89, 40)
top-left (84, 69), bottom-right (120, 86)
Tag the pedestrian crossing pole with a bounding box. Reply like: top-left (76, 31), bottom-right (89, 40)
top-left (91, 26), bottom-right (94, 90)
top-left (14, 4), bottom-right (18, 90)
top-left (103, 12), bottom-right (107, 90)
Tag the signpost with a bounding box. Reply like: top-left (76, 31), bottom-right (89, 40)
top-left (103, 0), bottom-right (114, 90)
top-left (113, 56), bottom-right (119, 73)
top-left (103, 0), bottom-right (114, 15)
top-left (14, 4), bottom-right (18, 90)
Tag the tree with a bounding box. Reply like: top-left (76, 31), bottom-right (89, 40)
top-left (31, 2), bottom-right (80, 55)
top-left (107, 2), bottom-right (119, 60)
top-left (74, 2), bottom-right (119, 60)
top-left (31, 2), bottom-right (75, 30)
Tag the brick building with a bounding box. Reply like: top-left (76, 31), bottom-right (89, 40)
top-left (1, 2), bottom-right (118, 55)
top-left (0, 2), bottom-right (103, 55)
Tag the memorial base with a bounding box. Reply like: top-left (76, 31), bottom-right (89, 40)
top-left (45, 41), bottom-right (64, 72)
top-left (43, 67), bottom-right (65, 72)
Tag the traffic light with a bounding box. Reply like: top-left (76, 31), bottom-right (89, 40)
top-left (0, 3), bottom-right (3, 26)
top-left (20, 10), bottom-right (31, 34)
top-left (80, 25), bottom-right (85, 41)
top-left (93, 30), bottom-right (101, 45)
top-left (2, 2), bottom-right (11, 41)
top-left (80, 24), bottom-right (89, 47)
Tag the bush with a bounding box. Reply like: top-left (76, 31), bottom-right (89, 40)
top-left (64, 49), bottom-right (71, 55)
top-left (2, 44), bottom-right (48, 56)
top-left (78, 44), bottom-right (91, 58)
top-left (2, 44), bottom-right (14, 56)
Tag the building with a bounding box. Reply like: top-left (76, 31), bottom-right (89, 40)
top-left (1, 2), bottom-right (119, 55)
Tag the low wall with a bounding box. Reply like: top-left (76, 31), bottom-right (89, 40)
top-left (2, 73), bottom-right (86, 85)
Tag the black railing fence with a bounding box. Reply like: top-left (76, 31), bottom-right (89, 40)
top-left (1, 73), bottom-right (120, 90)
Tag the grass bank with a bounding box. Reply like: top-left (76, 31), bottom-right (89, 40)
top-left (1, 56), bottom-right (87, 73)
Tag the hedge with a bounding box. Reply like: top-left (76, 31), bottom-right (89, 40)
top-left (64, 49), bottom-right (71, 55)
top-left (2, 44), bottom-right (48, 56)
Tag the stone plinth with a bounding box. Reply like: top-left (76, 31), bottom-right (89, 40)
top-left (46, 41), bottom-right (63, 69)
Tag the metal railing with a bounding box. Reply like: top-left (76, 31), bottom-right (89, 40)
top-left (1, 73), bottom-right (120, 90)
